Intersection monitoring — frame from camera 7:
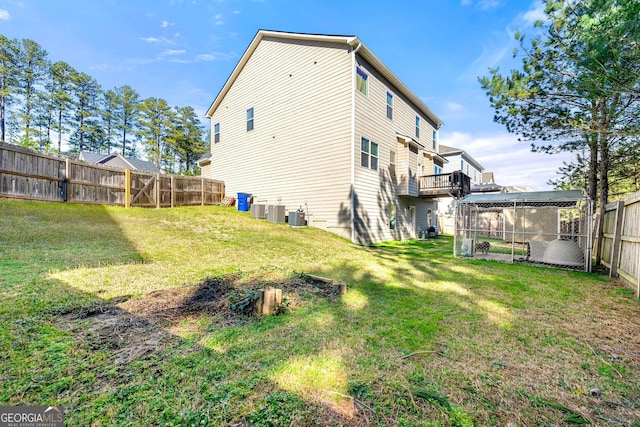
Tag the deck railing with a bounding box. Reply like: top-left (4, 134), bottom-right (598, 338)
top-left (418, 171), bottom-right (471, 198)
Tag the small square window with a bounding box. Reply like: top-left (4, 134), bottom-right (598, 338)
top-left (246, 108), bottom-right (254, 131)
top-left (214, 123), bottom-right (220, 143)
top-left (356, 67), bottom-right (368, 95)
top-left (386, 92), bottom-right (393, 119)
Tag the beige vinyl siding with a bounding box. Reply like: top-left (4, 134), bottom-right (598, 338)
top-left (203, 37), bottom-right (353, 239)
top-left (352, 56), bottom-right (439, 243)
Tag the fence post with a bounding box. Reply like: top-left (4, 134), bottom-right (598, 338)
top-left (201, 177), bottom-right (205, 206)
top-left (124, 169), bottom-right (131, 208)
top-left (155, 174), bottom-right (160, 209)
top-left (609, 200), bottom-right (625, 278)
top-left (171, 175), bottom-right (175, 208)
top-left (63, 158), bottom-right (71, 202)
top-left (594, 206), bottom-right (605, 266)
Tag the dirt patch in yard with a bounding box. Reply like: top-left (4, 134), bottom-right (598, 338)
top-left (59, 272), bottom-right (341, 364)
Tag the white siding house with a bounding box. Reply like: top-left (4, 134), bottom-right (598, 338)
top-left (200, 30), bottom-right (455, 244)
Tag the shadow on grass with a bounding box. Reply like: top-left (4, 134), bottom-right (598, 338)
top-left (2, 201), bottom-right (639, 425)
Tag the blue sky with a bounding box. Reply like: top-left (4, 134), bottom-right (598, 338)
top-left (0, 0), bottom-right (574, 190)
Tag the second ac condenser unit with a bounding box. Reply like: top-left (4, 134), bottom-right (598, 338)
top-left (268, 205), bottom-right (286, 223)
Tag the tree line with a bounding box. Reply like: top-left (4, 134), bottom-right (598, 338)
top-left (0, 35), bottom-right (207, 175)
top-left (479, 0), bottom-right (640, 207)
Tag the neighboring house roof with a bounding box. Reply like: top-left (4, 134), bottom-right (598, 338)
top-left (438, 144), bottom-right (484, 172)
top-left (471, 183), bottom-right (505, 193)
top-left (205, 30), bottom-right (444, 129)
top-left (482, 172), bottom-right (495, 184)
top-left (196, 151), bottom-right (212, 167)
top-left (79, 151), bottom-right (160, 173)
top-left (78, 151), bottom-right (106, 164)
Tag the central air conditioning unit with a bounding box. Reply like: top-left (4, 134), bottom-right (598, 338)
top-left (288, 211), bottom-right (305, 226)
top-left (268, 205), bottom-right (286, 223)
top-left (250, 204), bottom-right (266, 219)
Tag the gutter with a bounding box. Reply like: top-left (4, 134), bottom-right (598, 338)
top-left (350, 40), bottom-right (362, 243)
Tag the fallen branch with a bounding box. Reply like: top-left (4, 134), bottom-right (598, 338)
top-left (586, 343), bottom-right (623, 378)
top-left (600, 345), bottom-right (640, 361)
top-left (400, 350), bottom-right (440, 360)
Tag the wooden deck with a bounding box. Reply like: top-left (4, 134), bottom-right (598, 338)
top-left (418, 171), bottom-right (471, 198)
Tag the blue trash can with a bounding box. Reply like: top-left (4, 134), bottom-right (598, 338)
top-left (237, 193), bottom-right (252, 211)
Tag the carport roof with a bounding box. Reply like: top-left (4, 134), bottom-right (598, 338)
top-left (459, 190), bottom-right (588, 205)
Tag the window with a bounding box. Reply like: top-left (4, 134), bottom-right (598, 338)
top-left (434, 165), bottom-right (443, 175)
top-left (432, 129), bottom-right (437, 150)
top-left (389, 205), bottom-right (396, 230)
top-left (213, 123), bottom-right (220, 143)
top-left (246, 108), bottom-right (254, 131)
top-left (461, 160), bottom-right (464, 171)
top-left (360, 137), bottom-right (378, 171)
top-left (389, 150), bottom-right (396, 179)
top-left (415, 116), bottom-right (420, 138)
top-left (386, 92), bottom-right (393, 119)
top-left (356, 67), bottom-right (368, 95)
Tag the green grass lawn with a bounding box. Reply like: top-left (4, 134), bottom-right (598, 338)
top-left (1, 199), bottom-right (639, 426)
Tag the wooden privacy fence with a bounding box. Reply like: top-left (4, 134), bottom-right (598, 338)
top-left (0, 142), bottom-right (224, 208)
top-left (593, 190), bottom-right (640, 298)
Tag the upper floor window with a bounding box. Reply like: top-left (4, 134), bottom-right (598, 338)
top-left (386, 92), bottom-right (393, 119)
top-left (356, 67), bottom-right (368, 95)
top-left (360, 137), bottom-right (378, 171)
top-left (389, 150), bottom-right (396, 179)
top-left (415, 116), bottom-right (420, 138)
top-left (214, 123), bottom-right (220, 143)
top-left (432, 129), bottom-right (437, 150)
top-left (434, 165), bottom-right (443, 175)
top-left (246, 108), bottom-right (254, 131)
top-left (461, 160), bottom-right (464, 171)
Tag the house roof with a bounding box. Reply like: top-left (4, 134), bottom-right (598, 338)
top-left (205, 30), bottom-right (444, 129)
top-left (79, 151), bottom-right (160, 173)
top-left (438, 144), bottom-right (484, 172)
top-left (78, 151), bottom-right (106, 163)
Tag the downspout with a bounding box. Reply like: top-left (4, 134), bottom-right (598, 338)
top-left (350, 40), bottom-right (362, 243)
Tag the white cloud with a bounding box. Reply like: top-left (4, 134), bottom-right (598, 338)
top-left (440, 131), bottom-right (575, 190)
top-left (460, 0), bottom-right (501, 9)
top-left (232, 10), bottom-right (241, 14)
top-left (196, 54), bottom-right (216, 61)
top-left (161, 49), bottom-right (186, 55)
top-left (446, 102), bottom-right (465, 112)
top-left (522, 1), bottom-right (546, 26)
top-left (140, 36), bottom-right (175, 45)
top-left (0, 9), bottom-right (9, 20)
top-left (479, 0), bottom-right (501, 9)
top-left (161, 20), bottom-right (174, 28)
top-left (168, 51), bottom-right (236, 63)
